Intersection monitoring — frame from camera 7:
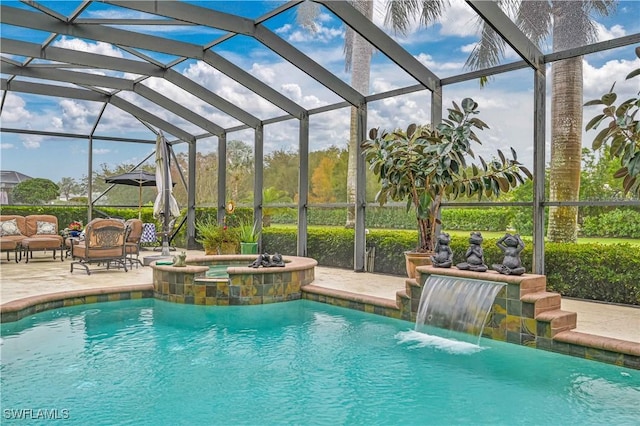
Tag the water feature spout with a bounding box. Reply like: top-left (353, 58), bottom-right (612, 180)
top-left (416, 275), bottom-right (505, 344)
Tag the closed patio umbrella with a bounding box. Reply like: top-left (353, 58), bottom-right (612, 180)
top-left (153, 133), bottom-right (180, 256)
top-left (105, 170), bottom-right (157, 219)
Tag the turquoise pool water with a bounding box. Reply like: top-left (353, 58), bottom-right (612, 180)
top-left (1, 299), bottom-right (638, 425)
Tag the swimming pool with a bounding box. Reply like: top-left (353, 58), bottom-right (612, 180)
top-left (2, 299), bottom-right (638, 425)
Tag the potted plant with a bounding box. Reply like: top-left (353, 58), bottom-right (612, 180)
top-left (195, 218), bottom-right (239, 255)
top-left (362, 98), bottom-right (531, 278)
top-left (238, 220), bottom-right (261, 254)
top-left (67, 221), bottom-right (83, 237)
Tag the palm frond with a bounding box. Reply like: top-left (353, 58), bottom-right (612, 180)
top-left (464, 21), bottom-right (505, 71)
top-left (516, 0), bottom-right (552, 46)
top-left (384, 0), bottom-right (449, 35)
top-left (384, 0), bottom-right (422, 35)
top-left (418, 0), bottom-right (450, 28)
top-left (295, 0), bottom-right (320, 32)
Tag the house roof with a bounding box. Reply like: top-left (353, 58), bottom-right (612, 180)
top-left (0, 170), bottom-right (32, 186)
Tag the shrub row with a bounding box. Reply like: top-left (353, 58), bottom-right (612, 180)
top-left (262, 227), bottom-right (639, 306)
top-left (581, 209), bottom-right (640, 238)
top-left (303, 207), bottom-right (516, 231)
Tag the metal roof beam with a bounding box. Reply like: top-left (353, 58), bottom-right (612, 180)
top-left (163, 69), bottom-right (261, 128)
top-left (466, 0), bottom-right (543, 71)
top-left (1, 39), bottom-right (258, 128)
top-left (0, 127), bottom-right (155, 143)
top-left (21, 0), bottom-right (68, 22)
top-left (1, 62), bottom-right (226, 135)
top-left (1, 5), bottom-right (205, 59)
top-left (1, 39), bottom-right (164, 77)
top-left (1, 62), bottom-right (134, 91)
top-left (1, 78), bottom-right (107, 102)
top-left (102, 0), bottom-right (362, 106)
top-left (316, 0), bottom-right (439, 92)
top-left (202, 50), bottom-right (305, 119)
top-left (2, 78), bottom-right (195, 142)
top-left (254, 26), bottom-right (364, 106)
top-left (133, 84), bottom-right (225, 136)
top-left (109, 96), bottom-right (195, 142)
top-left (102, 0), bottom-right (255, 35)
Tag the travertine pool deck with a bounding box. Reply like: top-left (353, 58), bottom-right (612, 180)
top-left (1, 248), bottom-right (638, 343)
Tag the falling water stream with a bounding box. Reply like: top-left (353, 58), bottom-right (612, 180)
top-left (416, 275), bottom-right (506, 344)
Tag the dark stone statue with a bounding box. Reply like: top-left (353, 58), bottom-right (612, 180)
top-left (249, 253), bottom-right (272, 268)
top-left (492, 233), bottom-right (526, 275)
top-left (456, 231), bottom-right (488, 272)
top-left (430, 232), bottom-right (453, 268)
top-left (249, 253), bottom-right (285, 268)
top-left (270, 253), bottom-right (285, 267)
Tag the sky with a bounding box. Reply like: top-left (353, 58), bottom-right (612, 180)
top-left (1, 0), bottom-right (639, 184)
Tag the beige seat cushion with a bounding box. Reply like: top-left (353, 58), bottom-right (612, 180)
top-left (72, 243), bottom-right (123, 259)
top-left (21, 237), bottom-right (61, 250)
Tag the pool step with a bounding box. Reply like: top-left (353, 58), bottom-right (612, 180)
top-left (536, 309), bottom-right (577, 336)
top-left (521, 291), bottom-right (562, 316)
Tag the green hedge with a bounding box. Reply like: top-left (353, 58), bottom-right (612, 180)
top-left (581, 209), bottom-right (640, 238)
top-left (305, 207), bottom-right (516, 231)
top-left (263, 227), bottom-right (638, 305)
top-left (544, 243), bottom-right (640, 305)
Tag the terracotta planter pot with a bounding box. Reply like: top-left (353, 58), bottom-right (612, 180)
top-left (404, 251), bottom-right (432, 279)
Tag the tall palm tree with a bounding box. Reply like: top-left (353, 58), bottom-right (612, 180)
top-left (297, 0), bottom-right (373, 228)
top-left (389, 0), bottom-right (616, 242)
top-left (300, 0), bottom-right (614, 240)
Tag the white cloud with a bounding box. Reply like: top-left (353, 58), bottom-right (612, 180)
top-left (57, 99), bottom-right (97, 133)
top-left (595, 22), bottom-right (627, 41)
top-left (21, 135), bottom-right (43, 149)
top-left (437, 1), bottom-right (479, 37)
top-left (583, 57), bottom-right (640, 101)
top-left (1, 143), bottom-right (15, 149)
top-left (0, 93), bottom-right (32, 123)
top-left (93, 148), bottom-right (110, 155)
top-left (460, 43), bottom-right (476, 54)
top-left (281, 83), bottom-right (303, 102)
top-left (415, 52), bottom-right (465, 72)
top-left (52, 37), bottom-right (126, 58)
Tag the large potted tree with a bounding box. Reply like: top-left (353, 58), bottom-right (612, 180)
top-left (362, 98), bottom-right (532, 278)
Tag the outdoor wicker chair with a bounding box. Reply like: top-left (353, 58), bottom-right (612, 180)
top-left (70, 218), bottom-right (129, 275)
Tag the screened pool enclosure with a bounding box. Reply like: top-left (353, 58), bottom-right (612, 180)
top-left (1, 0), bottom-right (639, 273)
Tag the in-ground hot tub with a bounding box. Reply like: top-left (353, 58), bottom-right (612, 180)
top-left (151, 254), bottom-right (317, 305)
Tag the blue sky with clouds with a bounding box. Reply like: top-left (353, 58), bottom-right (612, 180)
top-left (1, 0), bottom-right (639, 183)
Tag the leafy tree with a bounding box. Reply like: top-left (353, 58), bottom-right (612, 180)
top-left (12, 178), bottom-right (59, 204)
top-left (261, 187), bottom-right (293, 227)
top-left (264, 149), bottom-right (299, 200)
top-left (464, 0), bottom-right (616, 242)
top-left (584, 46), bottom-right (640, 197)
top-left (310, 156), bottom-right (337, 203)
top-left (57, 177), bottom-right (82, 201)
top-left (175, 151), bottom-right (218, 206)
top-left (297, 0), bottom-right (373, 227)
top-left (94, 162), bottom-right (156, 207)
top-left (226, 140), bottom-right (254, 203)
